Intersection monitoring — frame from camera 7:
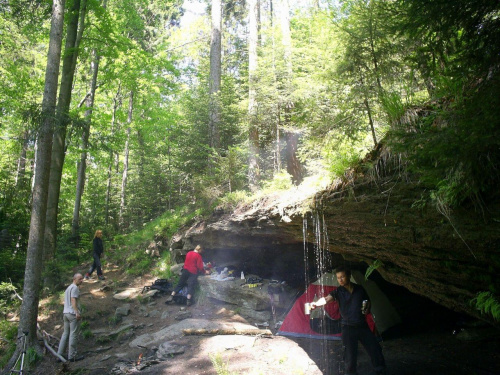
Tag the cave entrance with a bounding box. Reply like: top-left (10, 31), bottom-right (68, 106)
top-left (203, 242), bottom-right (344, 289)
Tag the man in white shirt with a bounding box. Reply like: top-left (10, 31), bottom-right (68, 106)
top-left (57, 273), bottom-right (84, 361)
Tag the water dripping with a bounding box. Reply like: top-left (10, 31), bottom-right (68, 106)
top-left (303, 215), bottom-right (309, 290)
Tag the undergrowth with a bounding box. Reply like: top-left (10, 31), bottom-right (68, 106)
top-left (0, 320), bottom-right (18, 369)
top-left (111, 206), bottom-right (203, 275)
top-left (387, 77), bottom-right (500, 211)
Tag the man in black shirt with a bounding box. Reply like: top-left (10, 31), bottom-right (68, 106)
top-left (311, 266), bottom-right (386, 375)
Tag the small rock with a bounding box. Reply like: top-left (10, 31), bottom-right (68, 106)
top-left (149, 310), bottom-right (161, 318)
top-left (143, 290), bottom-right (159, 298)
top-left (156, 341), bottom-right (186, 360)
top-left (175, 311), bottom-right (192, 321)
top-left (161, 311), bottom-right (170, 319)
top-left (170, 264), bottom-right (183, 275)
top-left (94, 346), bottom-right (113, 353)
top-left (109, 323), bottom-right (134, 336)
top-left (115, 304), bottom-right (131, 317)
top-left (118, 330), bottom-right (134, 342)
top-left (113, 289), bottom-right (137, 300)
top-left (99, 355), bottom-right (112, 362)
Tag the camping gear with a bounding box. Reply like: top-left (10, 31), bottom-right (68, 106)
top-left (277, 271), bottom-right (401, 340)
top-left (142, 279), bottom-right (171, 294)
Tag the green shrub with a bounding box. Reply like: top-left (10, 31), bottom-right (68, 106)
top-left (26, 347), bottom-right (42, 368)
top-left (42, 260), bottom-right (67, 292)
top-left (0, 321), bottom-right (18, 369)
top-left (0, 282), bottom-right (20, 319)
top-left (126, 252), bottom-right (153, 276)
top-left (262, 171), bottom-right (293, 191)
top-left (323, 139), bottom-right (363, 179)
top-left (153, 251), bottom-right (174, 279)
top-left (217, 190), bottom-right (249, 212)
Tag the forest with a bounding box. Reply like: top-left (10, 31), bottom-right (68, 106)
top-left (0, 0), bottom-right (499, 369)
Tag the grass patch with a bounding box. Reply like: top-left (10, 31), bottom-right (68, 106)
top-left (81, 329), bottom-right (93, 339)
top-left (108, 315), bottom-right (122, 326)
top-left (209, 352), bottom-right (236, 375)
top-left (96, 336), bottom-right (112, 344)
top-left (0, 321), bottom-right (18, 369)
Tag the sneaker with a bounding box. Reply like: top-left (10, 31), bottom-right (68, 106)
top-left (84, 274), bottom-right (90, 280)
top-left (165, 295), bottom-right (174, 304)
top-left (98, 276), bottom-right (105, 280)
top-left (186, 299), bottom-right (192, 306)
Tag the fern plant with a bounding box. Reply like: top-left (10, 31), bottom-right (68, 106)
top-left (365, 259), bottom-right (384, 281)
top-left (471, 292), bottom-right (500, 322)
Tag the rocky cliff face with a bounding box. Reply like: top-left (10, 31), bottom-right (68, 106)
top-left (170, 148), bottom-right (500, 325)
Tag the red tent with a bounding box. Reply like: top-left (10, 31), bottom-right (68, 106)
top-left (277, 277), bottom-right (377, 340)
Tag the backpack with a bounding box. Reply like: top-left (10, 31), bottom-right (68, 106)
top-left (172, 286), bottom-right (189, 305)
top-left (142, 279), bottom-right (172, 294)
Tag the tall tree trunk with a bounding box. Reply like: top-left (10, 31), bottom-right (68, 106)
top-left (367, 3), bottom-right (383, 93)
top-left (284, 130), bottom-right (302, 184)
top-left (257, 0), bottom-right (261, 45)
top-left (279, 0), bottom-right (292, 78)
top-left (105, 84), bottom-right (121, 226)
top-left (119, 91), bottom-right (133, 229)
top-left (72, 0), bottom-right (106, 239)
top-left (364, 96), bottom-right (378, 147)
top-left (269, 0), bottom-right (274, 24)
top-left (7, 0), bottom-right (66, 366)
top-left (360, 73), bottom-right (378, 147)
top-left (248, 0), bottom-right (260, 191)
top-left (209, 0), bottom-right (222, 150)
top-left (44, 0), bottom-right (86, 261)
top-left (278, 0), bottom-right (302, 184)
top-left (167, 140), bottom-right (172, 210)
top-left (72, 49), bottom-right (100, 239)
top-left (15, 130), bottom-right (30, 188)
top-left (270, 0), bottom-right (280, 173)
top-left (275, 106), bottom-right (281, 173)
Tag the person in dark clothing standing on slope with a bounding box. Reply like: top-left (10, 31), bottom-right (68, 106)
top-left (310, 266), bottom-right (386, 375)
top-left (166, 244), bottom-right (209, 306)
top-left (84, 230), bottom-right (105, 280)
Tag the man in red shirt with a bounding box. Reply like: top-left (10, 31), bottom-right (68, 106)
top-left (166, 245), bottom-right (208, 306)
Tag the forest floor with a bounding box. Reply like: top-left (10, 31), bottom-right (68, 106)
top-left (25, 264), bottom-right (500, 375)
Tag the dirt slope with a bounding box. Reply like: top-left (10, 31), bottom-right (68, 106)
top-left (29, 265), bottom-right (500, 375)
